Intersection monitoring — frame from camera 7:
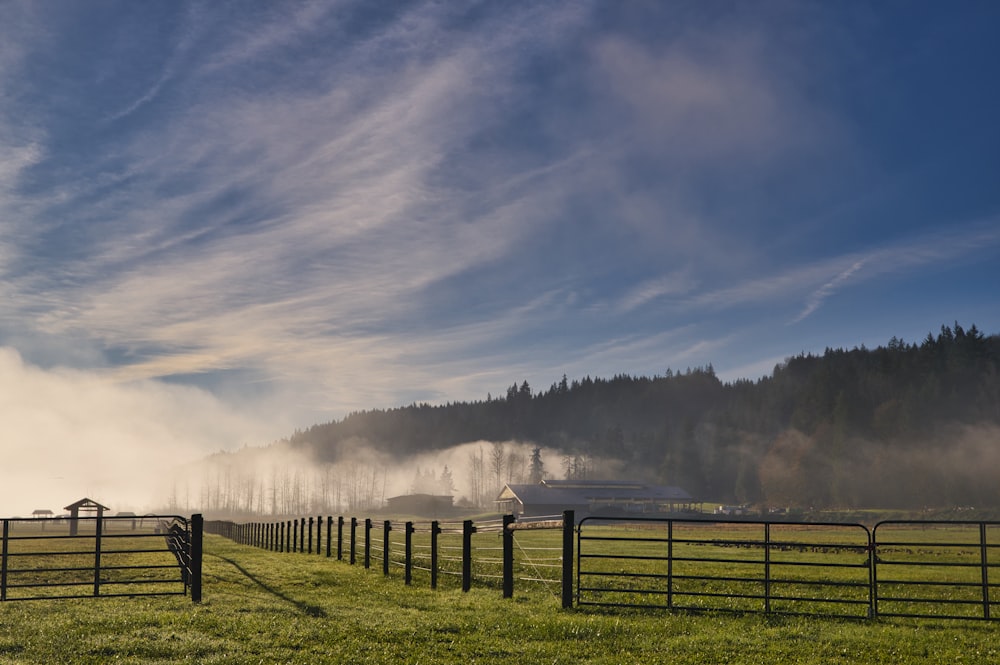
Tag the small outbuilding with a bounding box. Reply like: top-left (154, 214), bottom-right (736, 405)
top-left (64, 497), bottom-right (109, 536)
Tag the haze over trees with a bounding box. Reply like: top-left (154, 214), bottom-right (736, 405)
top-left (176, 324), bottom-right (1000, 515)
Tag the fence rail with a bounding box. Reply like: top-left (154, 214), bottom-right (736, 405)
top-left (0, 514), bottom-right (202, 603)
top-left (207, 512), bottom-right (1000, 620)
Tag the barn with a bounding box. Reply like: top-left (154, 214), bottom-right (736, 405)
top-left (496, 479), bottom-right (696, 518)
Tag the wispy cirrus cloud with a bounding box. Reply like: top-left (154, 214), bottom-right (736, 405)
top-left (0, 0), bottom-right (996, 476)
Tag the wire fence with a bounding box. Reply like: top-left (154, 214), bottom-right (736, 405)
top-left (207, 512), bottom-right (1000, 620)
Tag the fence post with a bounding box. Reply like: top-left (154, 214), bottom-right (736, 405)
top-left (981, 522), bottom-right (991, 620)
top-left (383, 520), bottom-right (392, 576)
top-left (667, 520), bottom-right (673, 609)
top-left (431, 521), bottom-right (440, 590)
top-left (93, 512), bottom-right (104, 597)
top-left (326, 516), bottom-right (333, 557)
top-left (364, 519), bottom-right (372, 569)
top-left (350, 518), bottom-right (357, 565)
top-left (405, 522), bottom-right (414, 585)
top-left (462, 519), bottom-right (476, 592)
top-left (316, 516), bottom-right (322, 555)
top-left (190, 514), bottom-right (203, 603)
top-left (562, 510), bottom-right (574, 609)
top-left (503, 514), bottom-right (515, 598)
top-left (337, 517), bottom-right (344, 560)
top-left (1, 520), bottom-right (8, 601)
top-left (764, 522), bottom-right (771, 614)
top-left (300, 518), bottom-right (306, 552)
top-left (308, 518), bottom-right (314, 554)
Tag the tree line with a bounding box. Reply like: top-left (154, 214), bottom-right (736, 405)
top-left (276, 323), bottom-right (1000, 509)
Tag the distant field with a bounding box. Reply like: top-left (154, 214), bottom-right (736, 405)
top-left (1, 534), bottom-right (999, 663)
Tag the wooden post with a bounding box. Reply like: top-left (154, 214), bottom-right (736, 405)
top-left (190, 514), bottom-right (203, 603)
top-left (561, 510), bottom-right (574, 609)
top-left (404, 521), bottom-right (414, 585)
top-left (350, 517), bottom-right (357, 565)
top-left (383, 520), bottom-right (392, 576)
top-left (502, 514), bottom-right (515, 598)
top-left (430, 521), bottom-right (440, 590)
top-left (462, 519), bottom-right (476, 592)
top-left (364, 519), bottom-right (372, 569)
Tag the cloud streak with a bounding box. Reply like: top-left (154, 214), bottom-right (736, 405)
top-left (0, 0), bottom-right (996, 479)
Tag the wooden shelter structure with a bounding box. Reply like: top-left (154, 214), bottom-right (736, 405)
top-left (64, 497), bottom-right (109, 537)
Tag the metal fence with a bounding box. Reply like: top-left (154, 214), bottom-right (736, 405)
top-left (577, 515), bottom-right (1000, 621)
top-left (0, 514), bottom-right (202, 603)
top-left (209, 512), bottom-right (1000, 621)
top-left (577, 516), bottom-right (873, 618)
top-left (872, 520), bottom-right (1000, 620)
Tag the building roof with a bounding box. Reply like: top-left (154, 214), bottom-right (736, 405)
top-left (497, 480), bottom-right (693, 506)
top-left (63, 497), bottom-right (109, 512)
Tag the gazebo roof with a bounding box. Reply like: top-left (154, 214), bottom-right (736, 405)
top-left (63, 497), bottom-right (109, 512)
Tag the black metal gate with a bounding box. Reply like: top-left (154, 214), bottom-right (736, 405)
top-left (872, 520), bottom-right (999, 620)
top-left (0, 513), bottom-right (202, 602)
top-left (577, 516), bottom-right (873, 618)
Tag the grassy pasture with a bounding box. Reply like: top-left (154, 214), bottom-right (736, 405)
top-left (1, 534), bottom-right (1000, 663)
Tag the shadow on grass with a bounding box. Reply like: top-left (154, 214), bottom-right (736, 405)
top-left (208, 553), bottom-right (327, 617)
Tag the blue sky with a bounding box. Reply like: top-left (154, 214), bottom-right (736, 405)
top-left (2, 0), bottom-right (999, 454)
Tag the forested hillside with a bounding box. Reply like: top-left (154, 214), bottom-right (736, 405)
top-left (276, 323), bottom-right (1000, 507)
top-left (280, 323), bottom-right (1000, 509)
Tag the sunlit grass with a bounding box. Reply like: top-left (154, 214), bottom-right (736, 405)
top-left (0, 534), bottom-right (999, 663)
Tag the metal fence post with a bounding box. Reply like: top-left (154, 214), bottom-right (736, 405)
top-left (764, 522), bottom-right (771, 614)
top-left (1, 520), bottom-right (8, 601)
top-left (667, 520), bottom-right (674, 609)
top-left (405, 521), bottom-right (414, 585)
top-left (364, 519), bottom-right (372, 569)
top-left (562, 510), bottom-right (574, 609)
top-left (383, 520), bottom-right (392, 576)
top-left (93, 513), bottom-right (104, 597)
top-left (350, 518), bottom-right (357, 565)
top-left (326, 516), bottom-right (333, 557)
top-left (462, 519), bottom-right (476, 592)
top-left (503, 514), bottom-right (515, 598)
top-left (190, 514), bottom-right (203, 603)
top-left (981, 522), bottom-right (991, 620)
top-left (431, 521), bottom-right (440, 590)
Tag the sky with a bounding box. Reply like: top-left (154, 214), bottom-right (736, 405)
top-left (1, 1), bottom-right (999, 512)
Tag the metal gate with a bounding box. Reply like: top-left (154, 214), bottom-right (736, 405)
top-left (577, 516), bottom-right (873, 618)
top-left (872, 520), bottom-right (999, 620)
top-left (1, 513), bottom-right (202, 602)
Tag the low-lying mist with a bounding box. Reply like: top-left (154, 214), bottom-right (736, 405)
top-left (0, 348), bottom-right (284, 517)
top-left (165, 439), bottom-right (576, 517)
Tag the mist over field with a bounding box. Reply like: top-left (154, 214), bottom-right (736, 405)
top-left (0, 348), bottom-right (283, 517)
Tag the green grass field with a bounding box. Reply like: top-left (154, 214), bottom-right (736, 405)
top-left (1, 534), bottom-right (999, 664)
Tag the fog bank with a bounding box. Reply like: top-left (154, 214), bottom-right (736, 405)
top-left (0, 348), bottom-right (282, 517)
